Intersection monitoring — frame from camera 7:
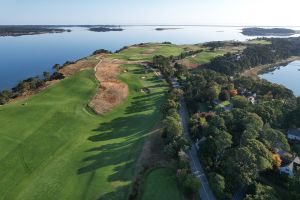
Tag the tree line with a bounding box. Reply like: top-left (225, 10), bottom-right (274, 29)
top-left (0, 64), bottom-right (67, 105)
top-left (160, 88), bottom-right (201, 198)
top-left (205, 37), bottom-right (300, 75)
top-left (153, 55), bottom-right (201, 198)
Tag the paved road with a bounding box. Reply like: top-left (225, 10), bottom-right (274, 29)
top-left (171, 79), bottom-right (215, 200)
top-left (147, 67), bottom-right (216, 200)
top-left (179, 101), bottom-right (216, 200)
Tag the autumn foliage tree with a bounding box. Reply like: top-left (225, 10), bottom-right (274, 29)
top-left (272, 154), bottom-right (282, 169)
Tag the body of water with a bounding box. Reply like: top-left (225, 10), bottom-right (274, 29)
top-left (0, 26), bottom-right (300, 90)
top-left (259, 61), bottom-right (300, 96)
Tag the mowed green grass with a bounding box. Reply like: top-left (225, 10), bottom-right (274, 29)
top-left (188, 50), bottom-right (226, 65)
top-left (109, 43), bottom-right (185, 61)
top-left (246, 39), bottom-right (272, 45)
top-left (0, 64), bottom-right (167, 200)
top-left (140, 168), bottom-right (181, 200)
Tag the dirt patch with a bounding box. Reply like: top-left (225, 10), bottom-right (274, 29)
top-left (177, 59), bottom-right (198, 69)
top-left (89, 57), bottom-right (130, 114)
top-left (94, 58), bottom-right (123, 81)
top-left (89, 81), bottom-right (128, 114)
top-left (143, 48), bottom-right (156, 55)
top-left (60, 59), bottom-right (99, 76)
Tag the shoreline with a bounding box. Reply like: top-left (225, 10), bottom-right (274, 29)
top-left (241, 56), bottom-right (300, 77)
top-left (0, 30), bottom-right (70, 37)
top-left (0, 56), bottom-right (100, 106)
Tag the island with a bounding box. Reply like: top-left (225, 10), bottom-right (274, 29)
top-left (0, 25), bottom-right (71, 37)
top-left (89, 26), bottom-right (124, 32)
top-left (242, 27), bottom-right (299, 36)
top-left (155, 27), bottom-right (181, 31)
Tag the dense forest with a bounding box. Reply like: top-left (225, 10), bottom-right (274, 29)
top-left (185, 71), bottom-right (300, 199)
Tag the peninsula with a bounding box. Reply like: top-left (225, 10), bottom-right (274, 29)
top-left (0, 25), bottom-right (70, 37)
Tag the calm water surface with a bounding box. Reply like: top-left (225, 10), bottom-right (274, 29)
top-left (259, 61), bottom-right (300, 96)
top-left (0, 26), bottom-right (299, 90)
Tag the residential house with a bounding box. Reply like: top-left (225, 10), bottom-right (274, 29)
top-left (287, 128), bottom-right (300, 141)
top-left (275, 149), bottom-right (300, 177)
top-left (240, 90), bottom-right (257, 104)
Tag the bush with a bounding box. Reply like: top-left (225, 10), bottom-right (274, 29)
top-left (50, 72), bottom-right (65, 80)
top-left (92, 49), bottom-right (112, 55)
top-left (208, 173), bottom-right (226, 199)
top-left (183, 174), bottom-right (201, 195)
top-left (232, 95), bottom-right (250, 109)
top-left (0, 90), bottom-right (12, 105)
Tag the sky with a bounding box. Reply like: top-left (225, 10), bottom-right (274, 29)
top-left (0, 0), bottom-right (299, 26)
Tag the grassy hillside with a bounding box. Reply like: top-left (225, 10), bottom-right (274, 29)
top-left (109, 43), bottom-right (185, 61)
top-left (140, 168), bottom-right (181, 200)
top-left (0, 64), bottom-right (167, 200)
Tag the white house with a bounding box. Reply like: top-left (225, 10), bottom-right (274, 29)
top-left (287, 128), bottom-right (300, 141)
top-left (248, 96), bottom-right (256, 105)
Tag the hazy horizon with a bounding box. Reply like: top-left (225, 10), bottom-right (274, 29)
top-left (1, 0), bottom-right (300, 26)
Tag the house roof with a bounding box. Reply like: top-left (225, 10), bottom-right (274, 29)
top-left (274, 148), bottom-right (300, 167)
top-left (288, 128), bottom-right (300, 137)
top-left (281, 157), bottom-right (294, 167)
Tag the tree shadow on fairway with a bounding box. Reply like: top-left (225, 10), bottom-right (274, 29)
top-left (129, 68), bottom-right (146, 74)
top-left (78, 114), bottom-right (152, 199)
top-left (78, 72), bottom-right (166, 199)
top-left (124, 91), bottom-right (165, 115)
top-left (88, 114), bottom-right (152, 142)
top-left (147, 77), bottom-right (163, 83)
top-left (131, 91), bottom-right (165, 100)
top-left (78, 138), bottom-right (139, 176)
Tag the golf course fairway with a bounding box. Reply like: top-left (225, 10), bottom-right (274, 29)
top-left (0, 64), bottom-right (167, 200)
